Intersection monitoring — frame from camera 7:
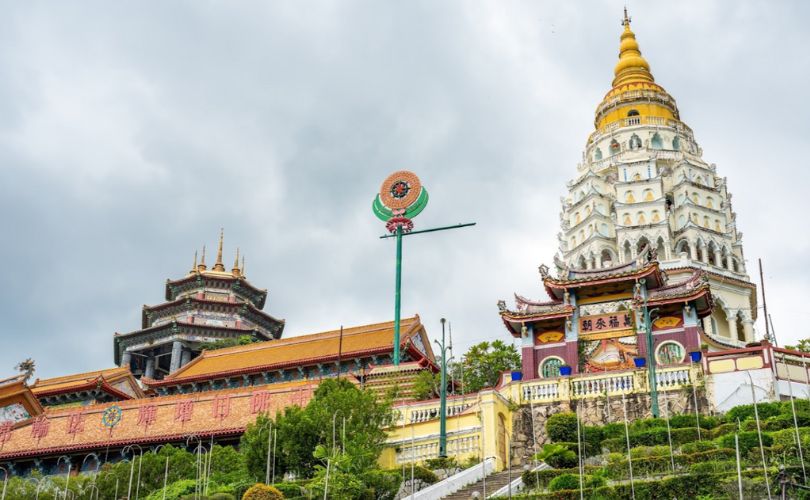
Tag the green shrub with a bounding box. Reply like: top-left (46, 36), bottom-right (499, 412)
top-left (762, 412), bottom-right (810, 431)
top-left (724, 402), bottom-right (782, 422)
top-left (396, 464), bottom-right (438, 485)
top-left (582, 426), bottom-right (604, 456)
top-left (271, 482), bottom-right (304, 498)
top-left (425, 456), bottom-right (459, 470)
top-left (689, 459), bottom-right (737, 475)
top-left (781, 399), bottom-right (810, 414)
top-left (146, 479), bottom-right (197, 500)
top-left (546, 412), bottom-right (578, 443)
top-left (534, 443), bottom-right (578, 469)
top-left (680, 440), bottom-right (717, 454)
top-left (668, 414), bottom-right (719, 429)
top-left (710, 422), bottom-right (739, 438)
top-left (520, 466), bottom-right (601, 489)
top-left (771, 426), bottom-right (810, 453)
top-left (717, 430), bottom-right (773, 454)
top-left (242, 483), bottom-right (284, 500)
top-left (548, 473), bottom-right (581, 492)
top-left (601, 422), bottom-right (626, 440)
top-left (629, 445), bottom-right (670, 458)
top-left (360, 469), bottom-right (402, 500)
top-left (676, 447), bottom-right (735, 465)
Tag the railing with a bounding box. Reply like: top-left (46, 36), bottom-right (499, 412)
top-left (395, 394), bottom-right (479, 425)
top-left (410, 457), bottom-right (495, 500)
top-left (395, 432), bottom-right (481, 464)
top-left (521, 366), bottom-right (698, 403)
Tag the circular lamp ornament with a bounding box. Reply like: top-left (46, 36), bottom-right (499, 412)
top-left (101, 405), bottom-right (123, 429)
top-left (372, 171), bottom-right (429, 233)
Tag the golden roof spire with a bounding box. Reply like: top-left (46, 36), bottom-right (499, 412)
top-left (232, 247), bottom-right (241, 277)
top-left (612, 8), bottom-right (654, 87)
top-left (213, 228), bottom-right (226, 272)
top-left (241, 255), bottom-right (246, 276)
top-left (190, 250), bottom-right (198, 274)
top-left (198, 245), bottom-right (207, 272)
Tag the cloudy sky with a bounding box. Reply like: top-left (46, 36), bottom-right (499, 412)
top-left (1, 1), bottom-right (807, 379)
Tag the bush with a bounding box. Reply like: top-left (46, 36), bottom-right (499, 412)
top-left (242, 483), bottom-right (284, 500)
top-left (668, 413), bottom-right (720, 429)
top-left (546, 412), bottom-right (578, 443)
top-left (534, 443), bottom-right (578, 469)
top-left (520, 466), bottom-right (601, 489)
top-left (762, 412), bottom-right (810, 431)
top-left (710, 422), bottom-right (739, 438)
top-left (271, 482), bottom-right (305, 498)
top-left (600, 422), bottom-right (627, 440)
top-left (724, 402), bottom-right (782, 422)
top-left (582, 426), bottom-right (604, 456)
top-left (680, 440), bottom-right (717, 454)
top-left (717, 430), bottom-right (773, 454)
top-left (396, 464), bottom-right (438, 485)
top-left (689, 459), bottom-right (737, 475)
top-left (424, 457), bottom-right (458, 470)
top-left (359, 469), bottom-right (402, 500)
top-left (548, 473), bottom-right (581, 492)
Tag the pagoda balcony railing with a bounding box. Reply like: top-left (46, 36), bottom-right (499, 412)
top-left (520, 365), bottom-right (697, 403)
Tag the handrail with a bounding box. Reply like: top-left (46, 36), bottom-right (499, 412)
top-left (411, 457), bottom-right (495, 500)
top-left (488, 463), bottom-right (549, 498)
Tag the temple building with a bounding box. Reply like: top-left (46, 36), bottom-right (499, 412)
top-left (557, 10), bottom-right (757, 346)
top-left (114, 231), bottom-right (285, 379)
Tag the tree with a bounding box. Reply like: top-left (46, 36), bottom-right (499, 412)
top-left (240, 378), bottom-right (394, 479)
top-left (452, 340), bottom-right (521, 393)
top-left (785, 338), bottom-right (810, 353)
top-left (412, 370), bottom-right (439, 400)
top-left (200, 335), bottom-right (260, 351)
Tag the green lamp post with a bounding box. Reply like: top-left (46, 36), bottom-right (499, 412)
top-left (373, 171), bottom-right (474, 365)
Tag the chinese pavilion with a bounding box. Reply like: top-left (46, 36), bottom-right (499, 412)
top-left (114, 231), bottom-right (285, 380)
top-left (499, 247), bottom-right (713, 379)
top-left (557, 10), bottom-right (757, 347)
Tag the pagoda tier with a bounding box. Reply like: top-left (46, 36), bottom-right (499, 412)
top-left (115, 233), bottom-right (285, 380)
top-left (30, 367), bottom-right (144, 407)
top-left (499, 250), bottom-right (713, 380)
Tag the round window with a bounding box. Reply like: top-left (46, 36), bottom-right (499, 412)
top-left (656, 341), bottom-right (685, 366)
top-left (540, 357), bottom-right (563, 378)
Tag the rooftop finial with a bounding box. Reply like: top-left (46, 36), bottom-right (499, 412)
top-left (232, 247), bottom-right (241, 277)
top-left (198, 245), bottom-right (207, 272)
top-left (190, 250), bottom-right (198, 274)
top-left (213, 228), bottom-right (226, 272)
top-left (241, 255), bottom-right (246, 276)
top-left (623, 6), bottom-right (631, 28)
top-left (612, 7), bottom-right (653, 87)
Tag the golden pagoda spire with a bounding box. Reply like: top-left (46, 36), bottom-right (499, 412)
top-left (232, 247), bottom-right (241, 277)
top-left (190, 250), bottom-right (198, 274)
top-left (241, 255), bottom-right (246, 276)
top-left (213, 228), bottom-right (226, 272)
top-left (612, 8), bottom-right (654, 87)
top-left (198, 245), bottom-right (207, 272)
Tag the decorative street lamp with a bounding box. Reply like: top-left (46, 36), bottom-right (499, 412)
top-left (637, 278), bottom-right (659, 418)
top-left (373, 171), bottom-right (475, 365)
top-left (434, 318), bottom-right (449, 457)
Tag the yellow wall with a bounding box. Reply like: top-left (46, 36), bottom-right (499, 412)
top-left (596, 102), bottom-right (675, 131)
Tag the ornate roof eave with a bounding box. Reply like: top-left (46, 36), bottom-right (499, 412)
top-left (0, 426), bottom-right (246, 460)
top-left (141, 296), bottom-right (285, 330)
top-left (164, 274), bottom-right (268, 308)
top-left (32, 376), bottom-right (139, 401)
top-left (500, 309), bottom-right (572, 338)
top-left (542, 261), bottom-right (662, 301)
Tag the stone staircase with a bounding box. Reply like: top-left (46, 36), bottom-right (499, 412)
top-left (441, 468), bottom-right (521, 499)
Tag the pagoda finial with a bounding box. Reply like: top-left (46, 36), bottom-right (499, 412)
top-left (622, 6), bottom-right (631, 27)
top-left (213, 228), bottom-right (226, 272)
top-left (190, 250), bottom-right (198, 274)
top-left (198, 245), bottom-right (207, 272)
top-left (232, 247), bottom-right (241, 277)
top-left (241, 255), bottom-right (246, 276)
top-left (612, 7), bottom-right (654, 87)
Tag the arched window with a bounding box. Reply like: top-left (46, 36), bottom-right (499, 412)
top-left (578, 255), bottom-right (587, 269)
top-left (703, 216), bottom-right (709, 228)
top-left (651, 210), bottom-right (661, 223)
top-left (575, 212), bottom-right (581, 224)
top-left (678, 215), bottom-right (686, 228)
top-left (601, 249), bottom-right (613, 267)
top-left (636, 237), bottom-right (650, 256)
top-left (656, 237), bottom-right (666, 257)
top-left (692, 192), bottom-right (700, 204)
top-left (629, 134), bottom-right (642, 150)
top-left (675, 239), bottom-right (690, 256)
top-left (625, 191), bottom-right (636, 203)
top-left (695, 176), bottom-right (704, 186)
top-left (594, 148), bottom-right (603, 161)
top-left (623, 241), bottom-right (632, 262)
top-left (627, 109), bottom-right (640, 117)
top-left (732, 258), bottom-right (739, 273)
top-left (623, 213), bottom-right (632, 225)
top-left (651, 133), bottom-right (663, 150)
top-left (715, 219), bottom-right (722, 232)
top-left (656, 341), bottom-right (685, 366)
top-left (637, 212), bottom-right (646, 224)
top-left (705, 197), bottom-right (714, 209)
top-left (736, 314), bottom-right (746, 342)
top-left (691, 213), bottom-right (699, 224)
top-left (570, 237), bottom-right (576, 247)
top-left (643, 189), bottom-right (654, 201)
top-left (540, 357), bottom-right (564, 378)
top-left (672, 136), bottom-right (681, 150)
top-left (610, 139), bottom-right (620, 154)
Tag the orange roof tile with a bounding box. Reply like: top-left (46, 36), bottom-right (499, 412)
top-left (0, 380), bottom-right (319, 459)
top-left (146, 316), bottom-right (429, 386)
top-left (31, 367), bottom-right (144, 399)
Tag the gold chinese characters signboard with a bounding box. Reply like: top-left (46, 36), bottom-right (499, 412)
top-left (579, 311), bottom-right (635, 340)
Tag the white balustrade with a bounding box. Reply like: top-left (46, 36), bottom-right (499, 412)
top-left (655, 367), bottom-right (691, 390)
top-left (521, 381), bottom-right (560, 402)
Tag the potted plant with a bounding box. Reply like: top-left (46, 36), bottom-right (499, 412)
top-left (633, 357), bottom-right (646, 368)
top-left (689, 351), bottom-right (702, 362)
top-left (510, 370), bottom-right (523, 381)
top-left (559, 365), bottom-right (573, 376)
